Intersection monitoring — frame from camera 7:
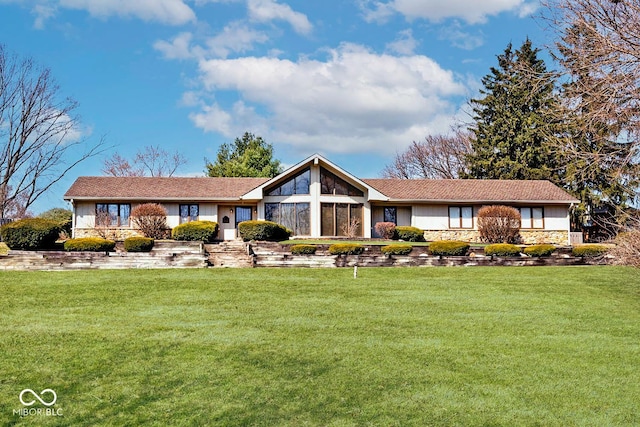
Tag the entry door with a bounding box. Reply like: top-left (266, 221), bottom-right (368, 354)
top-left (235, 206), bottom-right (252, 227)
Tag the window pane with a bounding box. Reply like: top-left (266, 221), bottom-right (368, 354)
top-left (532, 207), bottom-right (543, 229)
top-left (521, 207), bottom-right (532, 228)
top-left (336, 203), bottom-right (349, 236)
top-left (280, 203), bottom-right (296, 231)
top-left (350, 204), bottom-right (363, 237)
top-left (295, 169), bottom-right (310, 195)
top-left (461, 207), bottom-right (473, 228)
top-left (384, 207), bottom-right (397, 224)
top-left (320, 169), bottom-right (334, 194)
top-left (120, 204), bottom-right (131, 227)
top-left (190, 204), bottom-right (199, 220)
top-left (296, 203), bottom-right (310, 235)
top-left (321, 203), bottom-right (334, 236)
top-left (449, 207), bottom-right (461, 228)
top-left (108, 204), bottom-right (119, 226)
top-left (280, 178), bottom-right (295, 196)
top-left (180, 205), bottom-right (189, 223)
top-left (334, 177), bottom-right (348, 195)
top-left (265, 203), bottom-right (279, 223)
top-left (348, 184), bottom-right (364, 197)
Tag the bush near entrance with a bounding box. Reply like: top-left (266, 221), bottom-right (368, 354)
top-left (172, 221), bottom-right (219, 242)
top-left (238, 220), bottom-right (291, 241)
top-left (394, 226), bottom-right (425, 242)
top-left (485, 243), bottom-right (522, 257)
top-left (572, 244), bottom-right (609, 258)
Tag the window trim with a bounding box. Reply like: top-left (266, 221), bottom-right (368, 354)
top-left (449, 206), bottom-right (474, 229)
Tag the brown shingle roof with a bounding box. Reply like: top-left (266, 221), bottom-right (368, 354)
top-left (363, 179), bottom-right (579, 203)
top-left (64, 176), bottom-right (269, 201)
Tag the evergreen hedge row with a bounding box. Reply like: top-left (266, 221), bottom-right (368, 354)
top-left (0, 218), bottom-right (61, 250)
top-left (64, 237), bottom-right (116, 252)
top-left (172, 221), bottom-right (218, 242)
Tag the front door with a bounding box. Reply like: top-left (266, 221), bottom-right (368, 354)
top-left (235, 206), bottom-right (253, 228)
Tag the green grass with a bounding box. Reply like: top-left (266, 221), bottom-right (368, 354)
top-left (1, 267), bottom-right (639, 426)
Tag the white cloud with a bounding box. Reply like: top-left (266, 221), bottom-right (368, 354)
top-left (58, 0), bottom-right (196, 25)
top-left (439, 22), bottom-right (484, 50)
top-left (154, 32), bottom-right (196, 60)
top-left (247, 0), bottom-right (312, 35)
top-left (191, 43), bottom-right (468, 155)
top-left (386, 29), bottom-right (418, 55)
top-left (362, 0), bottom-right (533, 24)
top-left (32, 4), bottom-right (57, 29)
top-left (205, 21), bottom-right (269, 58)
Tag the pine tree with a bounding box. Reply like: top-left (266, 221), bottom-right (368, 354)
top-left (464, 39), bottom-right (560, 182)
top-left (205, 132), bottom-right (282, 178)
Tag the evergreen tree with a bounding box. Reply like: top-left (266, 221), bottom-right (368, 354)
top-left (205, 132), bottom-right (282, 178)
top-left (464, 39), bottom-right (560, 182)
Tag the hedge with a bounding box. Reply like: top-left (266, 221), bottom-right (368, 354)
top-left (429, 240), bottom-right (470, 256)
top-left (64, 237), bottom-right (116, 252)
top-left (124, 237), bottom-right (154, 252)
top-left (572, 244), bottom-right (609, 257)
top-left (523, 244), bottom-right (556, 257)
top-left (394, 226), bottom-right (425, 242)
top-left (0, 218), bottom-right (61, 250)
top-left (290, 244), bottom-right (317, 255)
top-left (172, 221), bottom-right (218, 242)
top-left (328, 243), bottom-right (365, 255)
top-left (485, 243), bottom-right (522, 257)
top-left (381, 244), bottom-right (413, 255)
top-left (238, 220), bottom-right (291, 242)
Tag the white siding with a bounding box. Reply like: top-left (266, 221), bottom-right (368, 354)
top-left (75, 202), bottom-right (96, 228)
top-left (543, 205), bottom-right (569, 230)
top-left (413, 205), bottom-right (449, 230)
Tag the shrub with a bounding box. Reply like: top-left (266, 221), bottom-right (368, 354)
top-left (394, 226), bottom-right (425, 242)
top-left (328, 243), bottom-right (365, 255)
top-left (290, 244), bottom-right (317, 255)
top-left (238, 220), bottom-right (291, 242)
top-left (38, 208), bottom-right (73, 236)
top-left (124, 236), bottom-right (154, 252)
top-left (130, 203), bottom-right (168, 239)
top-left (172, 221), bottom-right (219, 242)
top-left (609, 230), bottom-right (640, 267)
top-left (572, 244), bottom-right (609, 258)
top-left (477, 205), bottom-right (521, 244)
top-left (429, 240), bottom-right (470, 256)
top-left (64, 237), bottom-right (116, 252)
top-left (381, 244), bottom-right (413, 255)
top-left (0, 218), bottom-right (61, 250)
top-left (523, 244), bottom-right (556, 257)
top-left (485, 243), bottom-right (521, 257)
top-left (374, 222), bottom-right (396, 239)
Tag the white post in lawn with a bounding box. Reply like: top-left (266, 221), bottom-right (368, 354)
top-left (354, 264), bottom-right (358, 279)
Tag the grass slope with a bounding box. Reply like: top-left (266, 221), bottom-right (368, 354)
top-left (0, 267), bottom-right (638, 426)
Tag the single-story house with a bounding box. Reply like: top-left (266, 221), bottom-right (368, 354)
top-left (64, 154), bottom-right (580, 245)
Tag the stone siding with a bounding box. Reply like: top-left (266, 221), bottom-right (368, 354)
top-left (74, 228), bottom-right (142, 240)
top-left (423, 229), bottom-right (570, 245)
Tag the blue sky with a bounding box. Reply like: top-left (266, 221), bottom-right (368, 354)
top-left (0, 0), bottom-right (550, 214)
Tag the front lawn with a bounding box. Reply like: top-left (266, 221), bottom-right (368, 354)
top-left (1, 267), bottom-right (638, 426)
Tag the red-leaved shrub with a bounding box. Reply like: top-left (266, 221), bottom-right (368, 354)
top-left (375, 222), bottom-right (396, 239)
top-left (130, 203), bottom-right (168, 239)
top-left (477, 205), bottom-right (521, 243)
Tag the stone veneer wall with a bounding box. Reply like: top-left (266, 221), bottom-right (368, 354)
top-left (422, 230), bottom-right (570, 245)
top-left (74, 228), bottom-right (142, 240)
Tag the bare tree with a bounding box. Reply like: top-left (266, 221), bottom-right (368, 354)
top-left (102, 145), bottom-right (187, 177)
top-left (382, 131), bottom-right (472, 179)
top-left (542, 0), bottom-right (640, 205)
top-left (0, 45), bottom-right (105, 218)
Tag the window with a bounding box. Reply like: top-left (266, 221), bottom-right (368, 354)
top-left (520, 207), bottom-right (544, 229)
top-left (267, 168), bottom-right (310, 196)
top-left (265, 202), bottom-right (310, 236)
top-left (449, 206), bottom-right (473, 229)
top-left (320, 168), bottom-right (364, 197)
top-left (96, 203), bottom-right (130, 227)
top-left (321, 203), bottom-right (363, 236)
top-left (180, 204), bottom-right (199, 223)
top-left (383, 207), bottom-right (397, 224)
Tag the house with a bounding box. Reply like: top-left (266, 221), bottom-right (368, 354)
top-left (64, 154), bottom-right (580, 245)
